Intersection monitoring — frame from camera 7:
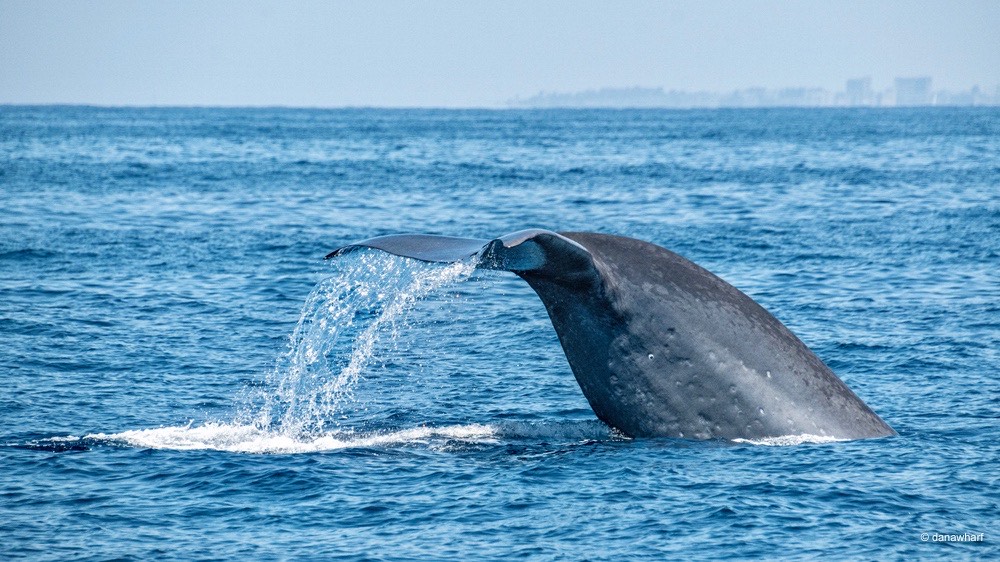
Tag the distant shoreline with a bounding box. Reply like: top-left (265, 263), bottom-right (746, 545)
top-left (3, 103), bottom-right (999, 111)
top-left (508, 83), bottom-right (1000, 109)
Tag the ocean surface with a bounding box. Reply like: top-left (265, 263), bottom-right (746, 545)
top-left (1, 106), bottom-right (997, 560)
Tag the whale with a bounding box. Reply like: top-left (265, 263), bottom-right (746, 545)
top-left (327, 229), bottom-right (895, 441)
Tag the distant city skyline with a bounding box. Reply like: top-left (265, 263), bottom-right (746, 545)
top-left (1, 1), bottom-right (998, 107)
top-left (510, 76), bottom-right (1000, 108)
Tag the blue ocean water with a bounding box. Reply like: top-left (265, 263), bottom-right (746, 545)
top-left (1, 106), bottom-right (997, 560)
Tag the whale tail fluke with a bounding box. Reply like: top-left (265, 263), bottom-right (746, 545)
top-left (326, 229), bottom-right (594, 280)
top-left (326, 229), bottom-right (896, 441)
top-left (325, 233), bottom-right (490, 263)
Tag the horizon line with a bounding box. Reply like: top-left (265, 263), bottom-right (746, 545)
top-left (4, 102), bottom-right (999, 111)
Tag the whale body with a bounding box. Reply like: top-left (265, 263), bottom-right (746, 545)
top-left (328, 229), bottom-right (895, 441)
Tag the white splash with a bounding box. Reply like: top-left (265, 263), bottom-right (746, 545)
top-left (81, 422), bottom-right (498, 454)
top-left (732, 434), bottom-right (848, 446)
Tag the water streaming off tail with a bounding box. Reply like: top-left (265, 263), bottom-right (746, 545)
top-left (57, 252), bottom-right (487, 453)
top-left (245, 251), bottom-right (480, 436)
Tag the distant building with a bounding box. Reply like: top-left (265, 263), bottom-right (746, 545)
top-left (894, 77), bottom-right (932, 106)
top-left (844, 77), bottom-right (875, 106)
top-left (933, 85), bottom-right (1000, 106)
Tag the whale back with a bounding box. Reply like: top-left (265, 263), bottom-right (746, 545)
top-left (533, 232), bottom-right (894, 439)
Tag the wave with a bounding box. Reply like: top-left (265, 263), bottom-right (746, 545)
top-left (731, 434), bottom-right (848, 446)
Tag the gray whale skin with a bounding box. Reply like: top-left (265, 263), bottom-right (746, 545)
top-left (328, 229), bottom-right (895, 441)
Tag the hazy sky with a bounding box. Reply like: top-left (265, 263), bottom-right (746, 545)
top-left (2, 0), bottom-right (998, 107)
